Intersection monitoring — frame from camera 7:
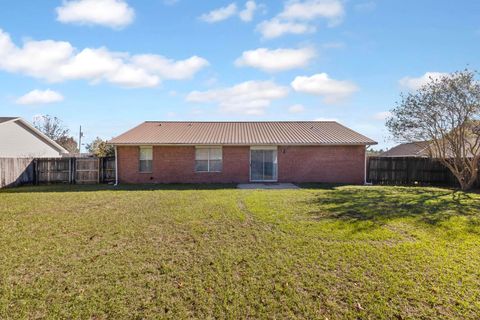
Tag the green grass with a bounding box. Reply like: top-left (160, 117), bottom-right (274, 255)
top-left (1, 184), bottom-right (480, 319)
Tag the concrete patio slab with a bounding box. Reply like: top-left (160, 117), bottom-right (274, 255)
top-left (237, 183), bottom-right (300, 190)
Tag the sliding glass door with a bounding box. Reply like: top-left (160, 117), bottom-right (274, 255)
top-left (250, 148), bottom-right (278, 182)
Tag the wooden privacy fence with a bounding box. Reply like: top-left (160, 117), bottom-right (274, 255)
top-left (0, 157), bottom-right (115, 188)
top-left (0, 158), bottom-right (35, 188)
top-left (367, 157), bottom-right (470, 186)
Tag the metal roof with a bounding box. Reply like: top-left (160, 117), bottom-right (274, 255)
top-left (0, 117), bottom-right (18, 124)
top-left (380, 141), bottom-right (430, 157)
top-left (109, 121), bottom-right (377, 146)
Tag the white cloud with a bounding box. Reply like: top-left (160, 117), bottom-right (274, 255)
top-left (291, 73), bottom-right (358, 104)
top-left (132, 55), bottom-right (209, 80)
top-left (239, 1), bottom-right (258, 22)
top-left (15, 89), bottom-right (64, 105)
top-left (372, 111), bottom-right (392, 121)
top-left (279, 0), bottom-right (344, 26)
top-left (56, 0), bottom-right (135, 29)
top-left (107, 64), bottom-right (160, 88)
top-left (0, 29), bottom-right (208, 88)
top-left (288, 104), bottom-right (305, 113)
top-left (399, 72), bottom-right (448, 91)
top-left (256, 18), bottom-right (315, 39)
top-left (59, 48), bottom-right (123, 81)
top-left (256, 0), bottom-right (344, 39)
top-left (0, 34), bottom-right (75, 81)
top-left (186, 80), bottom-right (289, 115)
top-left (200, 3), bottom-right (238, 23)
top-left (235, 47), bottom-right (315, 72)
top-left (200, 1), bottom-right (259, 23)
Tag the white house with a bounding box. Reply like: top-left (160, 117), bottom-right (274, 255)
top-left (0, 117), bottom-right (68, 158)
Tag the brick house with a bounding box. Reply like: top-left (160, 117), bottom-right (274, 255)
top-left (109, 121), bottom-right (377, 184)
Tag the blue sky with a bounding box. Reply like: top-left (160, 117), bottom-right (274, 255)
top-left (0, 0), bottom-right (478, 149)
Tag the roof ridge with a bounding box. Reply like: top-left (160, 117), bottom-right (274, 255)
top-left (143, 120), bottom-right (338, 123)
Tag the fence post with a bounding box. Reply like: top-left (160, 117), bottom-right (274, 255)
top-left (68, 158), bottom-right (72, 184)
top-left (97, 157), bottom-right (101, 184)
top-left (100, 157), bottom-right (105, 183)
top-left (72, 158), bottom-right (76, 185)
top-left (33, 159), bottom-right (37, 185)
top-left (405, 157), bottom-right (410, 184)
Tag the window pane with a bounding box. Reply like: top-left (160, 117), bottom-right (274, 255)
top-left (195, 160), bottom-right (209, 172)
top-left (139, 147), bottom-right (152, 160)
top-left (139, 160), bottom-right (152, 172)
top-left (195, 147), bottom-right (222, 172)
top-left (209, 147), bottom-right (222, 160)
top-left (195, 148), bottom-right (209, 160)
top-left (209, 160), bottom-right (222, 172)
top-left (250, 150), bottom-right (263, 181)
top-left (263, 150), bottom-right (276, 180)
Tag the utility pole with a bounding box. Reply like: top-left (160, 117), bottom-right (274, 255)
top-left (78, 126), bottom-right (84, 154)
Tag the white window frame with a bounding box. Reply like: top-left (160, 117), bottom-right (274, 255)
top-left (195, 146), bottom-right (222, 173)
top-left (139, 146), bottom-right (153, 173)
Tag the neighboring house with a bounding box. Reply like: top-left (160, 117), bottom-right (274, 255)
top-left (380, 141), bottom-right (430, 157)
top-left (0, 117), bottom-right (68, 158)
top-left (109, 121), bottom-right (377, 184)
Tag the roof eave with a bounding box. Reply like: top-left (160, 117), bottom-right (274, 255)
top-left (108, 142), bottom-right (377, 146)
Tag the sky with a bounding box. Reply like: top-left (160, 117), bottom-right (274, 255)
top-left (0, 0), bottom-right (479, 150)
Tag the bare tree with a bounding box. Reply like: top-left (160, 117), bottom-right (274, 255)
top-left (387, 70), bottom-right (480, 190)
top-left (34, 115), bottom-right (78, 154)
top-left (33, 115), bottom-right (69, 140)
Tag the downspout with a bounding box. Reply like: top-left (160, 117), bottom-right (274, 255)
top-left (364, 145), bottom-right (372, 185)
top-left (114, 145), bottom-right (119, 186)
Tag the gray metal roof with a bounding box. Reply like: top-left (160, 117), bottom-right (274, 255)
top-left (0, 117), bottom-right (18, 124)
top-left (110, 121), bottom-right (377, 146)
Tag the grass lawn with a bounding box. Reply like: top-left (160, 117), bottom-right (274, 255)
top-left (1, 184), bottom-right (480, 319)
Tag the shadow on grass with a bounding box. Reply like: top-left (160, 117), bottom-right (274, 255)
top-left (304, 186), bottom-right (480, 228)
top-left (0, 183), bottom-right (238, 193)
top-left (298, 183), bottom-right (349, 190)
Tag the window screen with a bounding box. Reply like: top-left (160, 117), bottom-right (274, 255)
top-left (139, 146), bottom-right (153, 172)
top-left (195, 147), bottom-right (222, 172)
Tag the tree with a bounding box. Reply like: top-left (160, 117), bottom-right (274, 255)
top-left (367, 147), bottom-right (385, 156)
top-left (33, 115), bottom-right (78, 154)
top-left (33, 115), bottom-right (69, 141)
top-left (57, 136), bottom-right (79, 154)
top-left (86, 137), bottom-right (114, 157)
top-left (386, 70), bottom-right (480, 190)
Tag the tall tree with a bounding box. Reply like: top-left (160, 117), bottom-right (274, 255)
top-left (386, 70), bottom-right (480, 190)
top-left (86, 137), bottom-right (114, 157)
top-left (33, 115), bottom-right (78, 153)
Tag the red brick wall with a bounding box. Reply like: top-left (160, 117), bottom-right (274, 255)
top-left (117, 146), bottom-right (250, 184)
top-left (277, 145), bottom-right (366, 184)
top-left (117, 145), bottom-right (366, 184)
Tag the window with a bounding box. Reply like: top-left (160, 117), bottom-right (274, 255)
top-left (139, 146), bottom-right (153, 173)
top-left (195, 147), bottom-right (222, 172)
